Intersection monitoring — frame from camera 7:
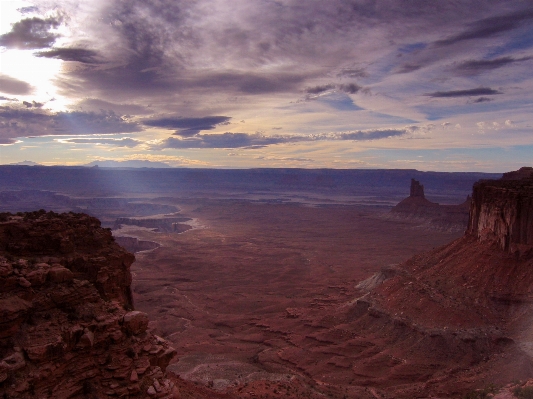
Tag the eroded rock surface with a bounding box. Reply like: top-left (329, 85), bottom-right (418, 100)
top-left (352, 169), bottom-right (533, 397)
top-left (468, 171), bottom-right (533, 252)
top-left (0, 211), bottom-right (179, 398)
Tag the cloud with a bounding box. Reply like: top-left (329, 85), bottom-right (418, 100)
top-left (59, 137), bottom-right (141, 147)
top-left (35, 48), bottom-right (101, 64)
top-left (0, 17), bottom-right (61, 49)
top-left (306, 84), bottom-right (335, 94)
top-left (0, 75), bottom-right (33, 95)
top-left (150, 128), bottom-right (408, 150)
top-left (22, 101), bottom-right (44, 108)
top-left (425, 87), bottom-right (502, 98)
top-left (18, 6), bottom-right (40, 14)
top-left (73, 99), bottom-right (152, 116)
top-left (0, 106), bottom-right (141, 144)
top-left (337, 68), bottom-right (368, 78)
top-left (0, 96), bottom-right (18, 102)
top-left (337, 129), bottom-right (406, 140)
top-left (143, 116), bottom-right (232, 137)
top-left (395, 63), bottom-right (422, 74)
top-left (454, 56), bottom-right (532, 74)
top-left (472, 97), bottom-right (493, 103)
top-left (435, 8), bottom-right (533, 47)
top-left (151, 133), bottom-right (292, 149)
top-left (339, 83), bottom-right (362, 94)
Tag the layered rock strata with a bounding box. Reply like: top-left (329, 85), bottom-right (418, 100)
top-left (353, 169), bottom-right (533, 396)
top-left (0, 211), bottom-right (177, 398)
top-left (468, 170), bottom-right (533, 253)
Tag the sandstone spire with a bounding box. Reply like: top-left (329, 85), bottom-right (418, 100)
top-left (409, 178), bottom-right (425, 198)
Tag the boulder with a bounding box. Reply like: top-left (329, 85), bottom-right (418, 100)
top-left (123, 311), bottom-right (149, 335)
top-left (48, 266), bottom-right (73, 283)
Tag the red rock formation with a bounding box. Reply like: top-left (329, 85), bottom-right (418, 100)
top-left (501, 166), bottom-right (533, 181)
top-left (353, 168), bottom-right (533, 396)
top-left (390, 178), bottom-right (470, 232)
top-left (468, 175), bottom-right (533, 253)
top-left (410, 178), bottom-right (425, 198)
top-left (0, 211), bottom-right (180, 398)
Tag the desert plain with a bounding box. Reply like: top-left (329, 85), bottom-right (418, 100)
top-left (125, 198), bottom-right (461, 397)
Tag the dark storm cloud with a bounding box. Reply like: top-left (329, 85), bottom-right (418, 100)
top-left (151, 129), bottom-right (408, 150)
top-left (306, 84), bottom-right (335, 94)
top-left (142, 116), bottom-right (231, 137)
top-left (35, 48), bottom-right (101, 64)
top-left (0, 17), bottom-right (61, 49)
top-left (0, 75), bottom-right (33, 95)
top-left (425, 88), bottom-right (502, 98)
top-left (454, 56), bottom-right (532, 74)
top-left (435, 8), bottom-right (533, 47)
top-left (47, 0), bottom-right (521, 105)
top-left (0, 106), bottom-right (141, 144)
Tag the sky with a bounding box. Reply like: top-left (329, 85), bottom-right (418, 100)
top-left (0, 0), bottom-right (532, 171)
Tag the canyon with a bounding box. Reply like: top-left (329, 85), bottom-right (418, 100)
top-left (1, 167), bottom-right (532, 398)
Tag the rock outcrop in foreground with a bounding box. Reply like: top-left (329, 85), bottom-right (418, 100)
top-left (390, 178), bottom-right (470, 232)
top-left (0, 211), bottom-right (177, 398)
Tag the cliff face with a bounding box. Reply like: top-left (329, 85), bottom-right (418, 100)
top-left (468, 175), bottom-right (533, 253)
top-left (350, 169), bottom-right (533, 397)
top-left (0, 211), bottom-right (177, 398)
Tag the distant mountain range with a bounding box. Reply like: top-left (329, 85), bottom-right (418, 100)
top-left (85, 160), bottom-right (172, 168)
top-left (6, 160), bottom-right (173, 168)
top-left (9, 160), bottom-right (41, 166)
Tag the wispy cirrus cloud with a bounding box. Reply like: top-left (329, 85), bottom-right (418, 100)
top-left (434, 8), bottom-right (533, 47)
top-left (454, 56), bottom-right (532, 75)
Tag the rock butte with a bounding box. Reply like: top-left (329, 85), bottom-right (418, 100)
top-left (390, 178), bottom-right (471, 232)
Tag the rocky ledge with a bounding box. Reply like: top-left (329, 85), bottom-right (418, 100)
top-left (0, 210), bottom-right (177, 398)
